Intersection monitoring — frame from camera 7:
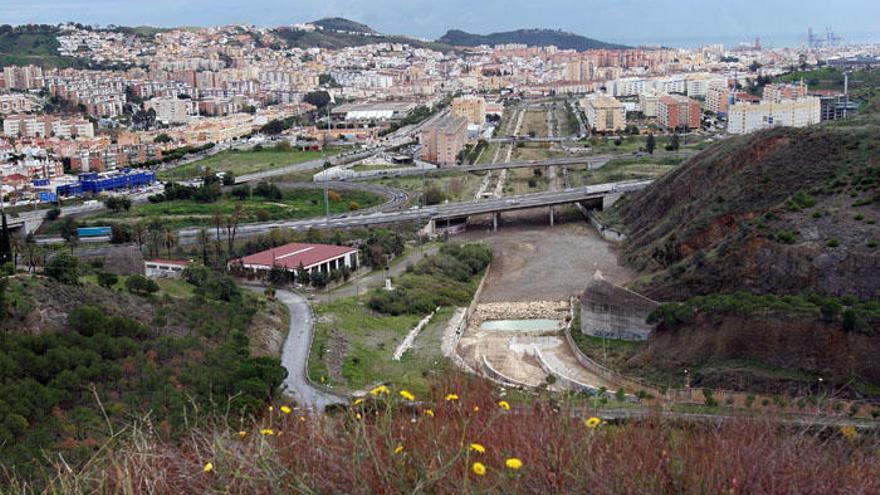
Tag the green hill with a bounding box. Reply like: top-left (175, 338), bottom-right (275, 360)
top-left (311, 17), bottom-right (376, 34)
top-left (0, 24), bottom-right (86, 68)
top-left (437, 28), bottom-right (628, 51)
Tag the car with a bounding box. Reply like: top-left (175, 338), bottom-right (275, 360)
top-left (506, 199), bottom-right (521, 205)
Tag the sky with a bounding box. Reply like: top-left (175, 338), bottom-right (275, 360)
top-left (2, 0), bottom-right (880, 47)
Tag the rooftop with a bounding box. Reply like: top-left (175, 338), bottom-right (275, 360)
top-left (235, 242), bottom-right (357, 270)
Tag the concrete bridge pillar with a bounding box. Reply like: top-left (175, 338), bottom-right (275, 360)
top-left (549, 206), bottom-right (555, 227)
top-left (492, 212), bottom-right (500, 232)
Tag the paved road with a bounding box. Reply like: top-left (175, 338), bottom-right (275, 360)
top-left (275, 289), bottom-right (346, 411)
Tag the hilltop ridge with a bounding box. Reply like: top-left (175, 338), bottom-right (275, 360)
top-left (438, 28), bottom-right (629, 51)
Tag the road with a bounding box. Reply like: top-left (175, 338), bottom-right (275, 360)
top-left (174, 180), bottom-right (652, 243)
top-left (275, 289), bottom-right (346, 411)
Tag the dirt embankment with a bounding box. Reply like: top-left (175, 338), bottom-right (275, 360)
top-left (633, 312), bottom-right (880, 396)
top-left (615, 124), bottom-right (880, 301)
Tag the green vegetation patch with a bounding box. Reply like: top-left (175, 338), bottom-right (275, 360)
top-left (159, 146), bottom-right (341, 180)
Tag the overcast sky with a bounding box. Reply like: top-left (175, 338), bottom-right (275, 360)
top-left (3, 0), bottom-right (879, 46)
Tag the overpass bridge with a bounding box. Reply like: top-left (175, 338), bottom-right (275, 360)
top-left (177, 179), bottom-right (651, 243)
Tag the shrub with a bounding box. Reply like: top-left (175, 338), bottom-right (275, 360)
top-left (45, 253), bottom-right (80, 285)
top-left (96, 271), bottom-right (118, 289)
top-left (46, 207), bottom-right (61, 221)
top-left (348, 201), bottom-right (359, 211)
top-left (125, 275), bottom-right (159, 295)
top-left (827, 238), bottom-right (840, 248)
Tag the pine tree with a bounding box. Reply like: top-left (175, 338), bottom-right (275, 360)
top-left (0, 213), bottom-right (11, 265)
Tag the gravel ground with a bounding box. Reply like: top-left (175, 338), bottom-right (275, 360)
top-left (457, 218), bottom-right (634, 302)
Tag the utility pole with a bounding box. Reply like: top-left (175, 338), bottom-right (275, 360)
top-left (323, 101), bottom-right (331, 225)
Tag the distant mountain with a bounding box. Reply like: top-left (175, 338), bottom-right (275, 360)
top-left (438, 28), bottom-right (628, 51)
top-left (311, 17), bottom-right (376, 35)
top-left (273, 18), bottom-right (453, 52)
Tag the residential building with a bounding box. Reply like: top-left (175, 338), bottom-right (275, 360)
top-left (763, 82), bottom-right (808, 103)
top-left (145, 259), bottom-right (193, 278)
top-left (2, 65), bottom-right (43, 90)
top-left (420, 114), bottom-right (468, 166)
top-left (450, 96), bottom-right (487, 125)
top-left (638, 93), bottom-right (660, 118)
top-left (145, 96), bottom-right (196, 124)
top-left (582, 96), bottom-right (626, 132)
top-left (727, 97), bottom-right (822, 134)
top-left (658, 95), bottom-right (701, 130)
top-left (0, 94), bottom-right (39, 114)
top-left (2, 115), bottom-right (94, 139)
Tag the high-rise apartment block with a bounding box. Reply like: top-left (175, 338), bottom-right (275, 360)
top-left (420, 115), bottom-right (468, 166)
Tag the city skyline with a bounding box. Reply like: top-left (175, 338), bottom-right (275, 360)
top-left (3, 0), bottom-right (880, 48)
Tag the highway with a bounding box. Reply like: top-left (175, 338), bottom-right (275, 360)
top-left (175, 180), bottom-right (652, 243)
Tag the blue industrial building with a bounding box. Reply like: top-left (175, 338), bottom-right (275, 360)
top-left (55, 169), bottom-right (156, 197)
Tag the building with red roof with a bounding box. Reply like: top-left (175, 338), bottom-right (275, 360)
top-left (231, 242), bottom-right (359, 280)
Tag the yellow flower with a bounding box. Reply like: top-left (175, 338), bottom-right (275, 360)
top-left (353, 398), bottom-right (364, 406)
top-left (445, 393), bottom-right (460, 402)
top-left (203, 462), bottom-right (214, 473)
top-left (505, 458), bottom-right (523, 470)
top-left (399, 390), bottom-right (415, 401)
top-left (370, 385), bottom-right (390, 396)
top-left (238, 430), bottom-right (247, 439)
top-left (469, 443), bottom-right (486, 454)
top-left (472, 462), bottom-right (487, 476)
top-left (840, 425), bottom-right (858, 442)
top-left (356, 413), bottom-right (363, 420)
top-left (424, 409), bottom-right (435, 417)
top-left (473, 405), bottom-right (480, 412)
top-left (320, 376), bottom-right (325, 383)
top-left (299, 416), bottom-right (306, 422)
top-left (497, 400), bottom-right (511, 411)
top-left (394, 444), bottom-right (405, 454)
top-left (268, 405), bottom-right (274, 412)
top-left (260, 428), bottom-right (274, 436)
top-left (585, 417), bottom-right (601, 429)
top-left (280, 405), bottom-right (292, 414)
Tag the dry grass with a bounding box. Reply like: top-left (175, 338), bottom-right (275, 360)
top-left (10, 374), bottom-right (880, 495)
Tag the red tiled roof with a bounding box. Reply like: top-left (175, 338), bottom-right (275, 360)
top-left (235, 242), bottom-right (357, 270)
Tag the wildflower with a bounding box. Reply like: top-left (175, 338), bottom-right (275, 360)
top-left (299, 416), bottom-right (306, 422)
top-left (238, 430), bottom-right (247, 439)
top-left (268, 405), bottom-right (274, 412)
top-left (280, 405), bottom-right (292, 414)
top-left (472, 462), bottom-right (487, 476)
top-left (840, 425), bottom-right (859, 442)
top-left (497, 400), bottom-right (511, 411)
top-left (203, 462), bottom-right (214, 473)
top-left (353, 398), bottom-right (364, 406)
top-left (399, 390), bottom-right (415, 401)
top-left (356, 413), bottom-right (363, 420)
top-left (394, 444), bottom-right (405, 454)
top-left (320, 376), bottom-right (326, 383)
top-left (445, 393), bottom-right (460, 402)
top-left (505, 458), bottom-right (523, 470)
top-left (469, 443), bottom-right (486, 454)
top-left (473, 405), bottom-right (480, 412)
top-left (370, 385), bottom-right (390, 396)
top-left (585, 417), bottom-right (601, 429)
top-left (260, 428), bottom-right (274, 436)
top-left (424, 409), bottom-right (435, 417)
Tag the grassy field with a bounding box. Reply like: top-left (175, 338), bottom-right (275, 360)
top-left (504, 167), bottom-right (550, 195)
top-left (308, 297), bottom-right (454, 394)
top-left (77, 188), bottom-right (383, 230)
top-left (159, 147), bottom-right (343, 180)
top-left (520, 109), bottom-right (549, 137)
top-left (372, 172), bottom-right (484, 203)
top-left (510, 143), bottom-right (570, 161)
top-left (567, 155), bottom-right (684, 187)
top-left (350, 162), bottom-right (414, 173)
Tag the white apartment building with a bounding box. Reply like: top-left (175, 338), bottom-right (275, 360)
top-left (610, 78), bottom-right (647, 97)
top-left (686, 77), bottom-right (727, 98)
top-left (727, 97), bottom-right (821, 134)
top-left (651, 77), bottom-right (686, 95)
top-left (145, 96), bottom-right (196, 124)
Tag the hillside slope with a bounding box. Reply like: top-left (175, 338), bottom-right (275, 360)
top-left (438, 28), bottom-right (628, 51)
top-left (613, 123), bottom-right (880, 301)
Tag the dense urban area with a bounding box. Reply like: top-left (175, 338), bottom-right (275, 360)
top-left (0, 15), bottom-right (879, 494)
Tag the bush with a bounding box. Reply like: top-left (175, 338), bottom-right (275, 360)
top-left (253, 182), bottom-right (282, 201)
top-left (46, 207), bottom-right (61, 221)
top-left (231, 185), bottom-right (251, 200)
top-left (45, 253), bottom-right (80, 285)
top-left (96, 271), bottom-right (118, 289)
top-left (125, 275), bottom-right (159, 295)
